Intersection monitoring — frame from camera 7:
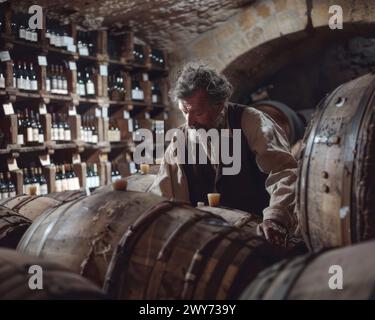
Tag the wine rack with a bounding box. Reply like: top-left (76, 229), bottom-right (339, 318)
top-left (0, 2), bottom-right (169, 195)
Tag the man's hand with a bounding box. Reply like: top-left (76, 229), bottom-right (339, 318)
top-left (257, 219), bottom-right (288, 247)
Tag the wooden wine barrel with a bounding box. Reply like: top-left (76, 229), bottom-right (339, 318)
top-left (240, 239), bottom-right (375, 300)
top-left (0, 248), bottom-right (106, 299)
top-left (17, 189), bottom-right (286, 299)
top-left (252, 100), bottom-right (306, 145)
top-left (0, 190), bottom-right (86, 221)
top-left (297, 72), bottom-right (375, 250)
top-left (198, 205), bottom-right (307, 256)
top-left (0, 206), bottom-right (31, 248)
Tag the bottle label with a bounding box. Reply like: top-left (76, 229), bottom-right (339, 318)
top-left (62, 80), bottom-right (68, 93)
top-left (27, 30), bottom-right (34, 41)
top-left (58, 128), bottom-right (65, 141)
top-left (57, 79), bottom-right (63, 93)
top-left (19, 28), bottom-right (26, 39)
top-left (52, 79), bottom-right (58, 92)
top-left (132, 89), bottom-right (144, 100)
top-left (17, 134), bottom-right (24, 145)
top-left (78, 83), bottom-right (86, 96)
top-left (24, 78), bottom-right (31, 91)
top-left (92, 134), bottom-right (98, 144)
top-left (40, 184), bottom-right (48, 195)
top-left (62, 178), bottom-right (69, 192)
top-left (0, 76), bottom-right (5, 89)
top-left (27, 127), bottom-right (34, 142)
top-left (46, 79), bottom-right (51, 92)
top-left (31, 80), bottom-right (38, 91)
top-left (33, 128), bottom-right (39, 142)
top-left (13, 76), bottom-right (17, 88)
top-left (86, 82), bottom-right (95, 95)
top-left (55, 179), bottom-right (62, 192)
top-left (67, 178), bottom-right (74, 191)
top-left (9, 191), bottom-right (16, 198)
top-left (64, 129), bottom-right (71, 142)
top-left (32, 31), bottom-right (38, 42)
top-left (39, 133), bottom-right (44, 144)
top-left (17, 78), bottom-right (24, 90)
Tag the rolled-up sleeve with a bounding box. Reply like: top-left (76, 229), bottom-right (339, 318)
top-left (149, 142), bottom-right (191, 203)
top-left (241, 107), bottom-right (298, 232)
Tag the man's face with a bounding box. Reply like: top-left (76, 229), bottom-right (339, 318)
top-left (178, 90), bottom-right (223, 130)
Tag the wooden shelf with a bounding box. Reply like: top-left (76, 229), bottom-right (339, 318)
top-left (77, 54), bottom-right (99, 62)
top-left (78, 97), bottom-right (100, 104)
top-left (44, 93), bottom-right (72, 102)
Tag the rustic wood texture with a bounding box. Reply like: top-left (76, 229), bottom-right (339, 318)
top-left (240, 239), bottom-right (375, 300)
top-left (0, 190), bottom-right (86, 221)
top-left (0, 206), bottom-right (31, 248)
top-left (297, 72), bottom-right (375, 251)
top-left (0, 248), bottom-right (106, 299)
top-left (16, 190), bottom-right (286, 299)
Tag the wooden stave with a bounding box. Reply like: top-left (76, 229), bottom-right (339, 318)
top-left (296, 73), bottom-right (375, 251)
top-left (240, 239), bottom-right (375, 300)
top-left (17, 190), bottom-right (287, 299)
top-left (0, 248), bottom-right (106, 299)
top-left (0, 206), bottom-right (31, 249)
top-left (0, 190), bottom-right (87, 221)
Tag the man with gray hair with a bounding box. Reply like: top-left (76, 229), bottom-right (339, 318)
top-left (150, 62), bottom-right (298, 247)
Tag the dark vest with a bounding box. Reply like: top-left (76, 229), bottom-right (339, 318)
top-left (181, 103), bottom-right (270, 216)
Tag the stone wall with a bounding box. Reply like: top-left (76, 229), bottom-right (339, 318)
top-left (167, 0), bottom-right (375, 127)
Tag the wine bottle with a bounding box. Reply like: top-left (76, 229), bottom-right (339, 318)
top-left (85, 68), bottom-right (96, 97)
top-left (23, 62), bottom-right (31, 91)
top-left (38, 167), bottom-right (48, 195)
top-left (17, 111), bottom-right (25, 146)
top-left (16, 62), bottom-right (24, 90)
top-left (93, 163), bottom-right (100, 188)
top-left (29, 63), bottom-right (38, 91)
top-left (61, 164), bottom-right (68, 192)
top-left (64, 114), bottom-right (71, 142)
top-left (91, 116), bottom-right (98, 144)
top-left (46, 66), bottom-right (51, 92)
top-left (6, 172), bottom-right (16, 198)
top-left (30, 167), bottom-right (40, 196)
top-left (131, 79), bottom-right (144, 101)
top-left (23, 168), bottom-right (30, 195)
top-left (0, 172), bottom-right (8, 200)
top-left (30, 110), bottom-right (39, 143)
top-left (151, 82), bottom-right (162, 104)
top-left (57, 113), bottom-right (65, 142)
top-left (51, 113), bottom-right (58, 142)
top-left (24, 108), bottom-right (34, 144)
top-left (55, 165), bottom-right (62, 193)
top-left (77, 71), bottom-right (86, 96)
top-left (36, 113), bottom-right (44, 144)
top-left (0, 66), bottom-right (5, 89)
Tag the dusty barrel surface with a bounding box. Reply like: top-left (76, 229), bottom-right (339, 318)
top-left (0, 206), bottom-right (31, 248)
top-left (0, 190), bottom-right (86, 221)
top-left (17, 190), bottom-right (286, 299)
top-left (199, 205), bottom-right (307, 256)
top-left (297, 72), bottom-right (375, 251)
top-left (240, 240), bottom-right (375, 300)
top-left (0, 248), bottom-right (106, 299)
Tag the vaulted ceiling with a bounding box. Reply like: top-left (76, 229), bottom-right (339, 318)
top-left (18, 0), bottom-right (255, 48)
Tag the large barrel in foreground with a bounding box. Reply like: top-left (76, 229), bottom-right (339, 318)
top-left (0, 206), bottom-right (31, 248)
top-left (17, 189), bottom-right (286, 299)
top-left (240, 239), bottom-right (375, 300)
top-left (0, 248), bottom-right (106, 299)
top-left (297, 72), bottom-right (375, 250)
